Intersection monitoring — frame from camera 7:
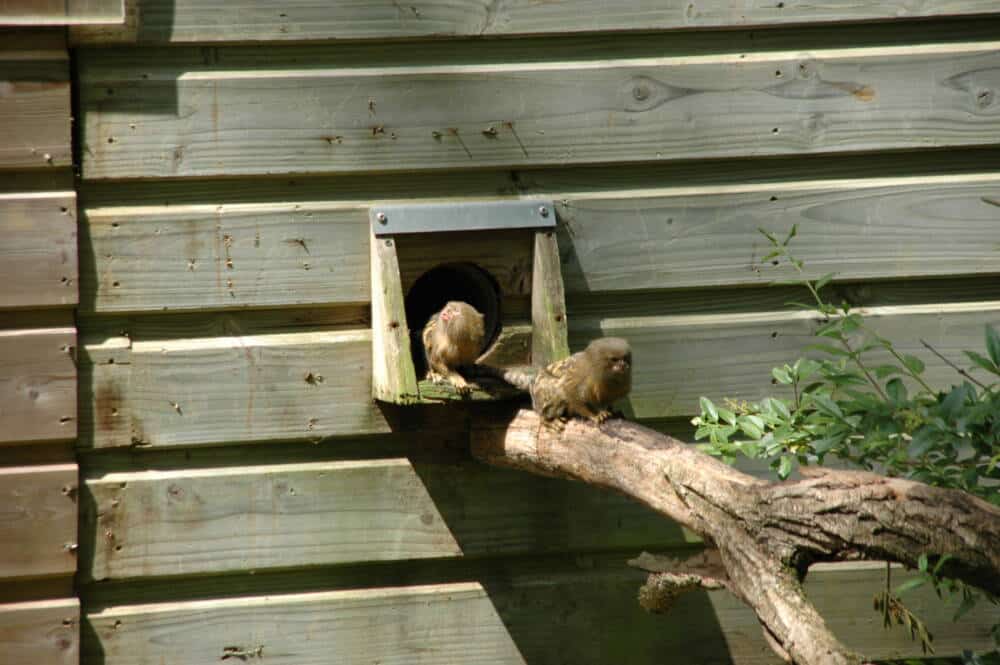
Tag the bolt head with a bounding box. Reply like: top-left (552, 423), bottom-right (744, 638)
top-left (539, 206), bottom-right (550, 218)
top-left (376, 212), bottom-right (388, 224)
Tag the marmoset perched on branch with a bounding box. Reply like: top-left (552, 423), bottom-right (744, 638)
top-left (422, 301), bottom-right (486, 394)
top-left (472, 337), bottom-right (632, 428)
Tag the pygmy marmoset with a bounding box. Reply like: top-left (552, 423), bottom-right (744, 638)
top-left (479, 337), bottom-right (632, 428)
top-left (422, 300), bottom-right (486, 394)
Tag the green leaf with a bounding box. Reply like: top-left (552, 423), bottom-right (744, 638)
top-left (940, 385), bottom-right (971, 420)
top-left (783, 223), bottom-right (798, 245)
top-left (886, 378), bottom-right (908, 405)
top-left (931, 554), bottom-right (952, 575)
top-left (777, 455), bottom-right (793, 479)
top-left (700, 397), bottom-right (719, 422)
top-left (718, 408), bottom-right (737, 426)
top-left (841, 314), bottom-right (863, 335)
top-left (902, 354), bottom-right (926, 376)
top-left (758, 228), bottom-right (779, 245)
top-left (770, 398), bottom-right (791, 420)
top-left (814, 272), bottom-right (836, 291)
top-left (964, 350), bottom-right (1000, 375)
top-left (908, 428), bottom-right (938, 459)
top-left (895, 577), bottom-right (928, 595)
top-left (738, 415), bottom-right (764, 439)
top-left (874, 364), bottom-right (903, 379)
top-left (771, 367), bottom-right (793, 385)
top-left (811, 393), bottom-right (844, 419)
top-left (918, 553), bottom-right (929, 572)
top-left (987, 325), bottom-right (1000, 367)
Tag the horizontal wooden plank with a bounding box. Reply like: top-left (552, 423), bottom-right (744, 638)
top-left (81, 457), bottom-right (684, 581)
top-left (0, 192), bottom-right (78, 308)
top-left (81, 172), bottom-right (1000, 312)
top-left (65, 0), bottom-right (1000, 44)
top-left (0, 0), bottom-right (123, 25)
top-left (0, 325), bottom-right (77, 445)
top-left (0, 598), bottom-right (78, 665)
top-left (588, 302), bottom-right (1000, 420)
top-left (79, 41), bottom-right (1000, 179)
top-left (0, 465), bottom-right (78, 580)
top-left (86, 582), bottom-right (525, 665)
top-left (79, 329), bottom-right (387, 448)
top-left (79, 302), bottom-right (1000, 447)
top-left (0, 33), bottom-right (70, 170)
top-left (80, 564), bottom-right (999, 665)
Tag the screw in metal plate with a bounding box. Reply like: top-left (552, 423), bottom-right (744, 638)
top-left (539, 206), bottom-right (549, 218)
top-left (376, 212), bottom-right (388, 224)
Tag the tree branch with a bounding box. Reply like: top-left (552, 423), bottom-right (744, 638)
top-left (471, 410), bottom-right (1000, 665)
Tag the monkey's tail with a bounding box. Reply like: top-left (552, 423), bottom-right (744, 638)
top-left (461, 363), bottom-right (536, 392)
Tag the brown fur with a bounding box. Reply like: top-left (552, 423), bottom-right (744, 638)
top-left (422, 301), bottom-right (486, 394)
top-left (529, 337), bottom-right (632, 428)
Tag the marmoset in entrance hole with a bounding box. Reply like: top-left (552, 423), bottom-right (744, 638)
top-left (422, 300), bottom-right (485, 394)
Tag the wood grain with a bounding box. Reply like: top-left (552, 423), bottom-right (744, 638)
top-left (0, 192), bottom-right (78, 308)
top-left (0, 598), bottom-right (78, 665)
top-left (78, 564), bottom-right (999, 665)
top-left (80, 172), bottom-right (1000, 313)
top-left (0, 465), bottom-right (78, 580)
top-left (79, 42), bottom-right (1000, 179)
top-left (0, 0), bottom-right (123, 24)
top-left (530, 230), bottom-right (570, 366)
top-left (584, 302), bottom-right (1000, 420)
top-left (0, 324), bottom-right (77, 445)
top-left (0, 32), bottom-right (70, 170)
top-left (66, 0), bottom-right (1000, 44)
top-left (86, 583), bottom-right (525, 665)
top-left (371, 233), bottom-right (419, 403)
top-left (80, 458), bottom-right (685, 581)
top-left (78, 302), bottom-right (1000, 447)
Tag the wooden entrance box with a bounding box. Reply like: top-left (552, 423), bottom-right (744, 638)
top-left (369, 200), bottom-right (569, 404)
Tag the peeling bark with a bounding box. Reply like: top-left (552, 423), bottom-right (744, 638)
top-left (471, 410), bottom-right (1000, 665)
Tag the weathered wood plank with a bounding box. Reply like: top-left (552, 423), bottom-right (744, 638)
top-left (0, 0), bottom-right (123, 24)
top-left (0, 598), bottom-right (78, 665)
top-left (79, 302), bottom-right (1000, 447)
top-left (79, 42), bottom-right (1000, 179)
top-left (66, 0), bottom-right (1000, 44)
top-left (79, 329), bottom-right (388, 449)
top-left (80, 203), bottom-right (368, 313)
top-left (586, 302), bottom-right (1000, 420)
top-left (371, 233), bottom-right (419, 403)
top-left (531, 230), bottom-right (569, 366)
top-left (80, 172), bottom-right (1000, 313)
top-left (80, 458), bottom-right (685, 581)
top-left (0, 32), bottom-right (70, 170)
top-left (0, 325), bottom-right (77, 445)
top-left (0, 464), bottom-right (78, 580)
top-left (0, 192), bottom-right (77, 308)
top-left (79, 564), bottom-right (998, 665)
top-left (86, 583), bottom-right (525, 665)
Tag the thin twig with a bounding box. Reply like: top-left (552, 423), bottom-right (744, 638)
top-left (919, 339), bottom-right (989, 390)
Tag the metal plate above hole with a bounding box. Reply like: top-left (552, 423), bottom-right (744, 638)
top-left (371, 200), bottom-right (555, 236)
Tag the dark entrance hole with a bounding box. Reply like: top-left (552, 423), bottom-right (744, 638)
top-left (405, 263), bottom-right (502, 378)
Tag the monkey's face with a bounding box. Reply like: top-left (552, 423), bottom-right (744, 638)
top-left (587, 337), bottom-right (632, 383)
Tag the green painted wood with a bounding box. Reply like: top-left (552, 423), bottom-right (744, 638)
top-left (0, 598), bottom-right (78, 665)
top-left (582, 302), bottom-right (1000, 420)
top-left (0, 323), bottom-right (77, 445)
top-left (65, 0), bottom-right (1000, 44)
top-left (79, 172), bottom-right (1000, 313)
top-left (86, 582), bottom-right (526, 665)
top-left (0, 0), bottom-right (123, 25)
top-left (0, 32), bottom-right (70, 170)
top-left (531, 230), bottom-right (569, 367)
top-left (78, 41), bottom-right (1000, 179)
top-left (80, 203), bottom-right (368, 313)
top-left (0, 465), bottom-right (78, 580)
top-left (78, 561), bottom-right (1000, 665)
top-left (80, 457), bottom-right (686, 581)
top-left (78, 302), bottom-right (1000, 447)
top-left (82, 329), bottom-right (387, 449)
top-left (0, 191), bottom-right (77, 309)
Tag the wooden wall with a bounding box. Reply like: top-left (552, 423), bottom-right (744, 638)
top-left (0, 26), bottom-right (80, 665)
top-left (68, 3), bottom-right (1000, 663)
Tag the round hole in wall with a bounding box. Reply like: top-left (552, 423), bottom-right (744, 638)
top-left (405, 263), bottom-right (502, 378)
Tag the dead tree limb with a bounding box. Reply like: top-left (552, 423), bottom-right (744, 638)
top-left (470, 410), bottom-right (1000, 665)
